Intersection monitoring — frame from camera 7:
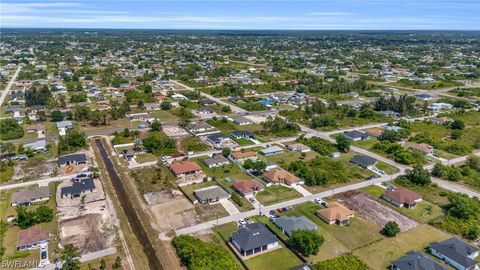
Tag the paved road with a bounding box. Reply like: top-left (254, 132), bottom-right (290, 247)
top-left (129, 135), bottom-right (299, 169)
top-left (171, 80), bottom-right (249, 114)
top-left (0, 174), bottom-right (76, 191)
top-left (431, 177), bottom-right (480, 199)
top-left (0, 66), bottom-right (21, 108)
top-left (31, 247), bottom-right (117, 270)
top-left (175, 173), bottom-right (401, 235)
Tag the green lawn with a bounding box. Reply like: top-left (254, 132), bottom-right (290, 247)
top-left (245, 243), bottom-right (302, 270)
top-left (352, 138), bottom-right (378, 150)
top-left (1, 183), bottom-right (59, 263)
top-left (134, 152), bottom-right (158, 163)
top-left (150, 110), bottom-right (180, 123)
top-left (232, 137), bottom-right (254, 146)
top-left (359, 185), bottom-right (445, 223)
top-left (195, 203), bottom-right (229, 223)
top-left (255, 185), bottom-right (302, 206)
top-left (130, 165), bottom-right (177, 194)
top-left (353, 224), bottom-right (451, 270)
top-left (259, 148), bottom-right (319, 168)
top-left (376, 161), bottom-right (400, 175)
top-left (193, 156), bottom-right (252, 182)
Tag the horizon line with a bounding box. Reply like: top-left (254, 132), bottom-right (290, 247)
top-left (1, 27), bottom-right (480, 31)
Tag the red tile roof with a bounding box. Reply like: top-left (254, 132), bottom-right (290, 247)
top-left (170, 161), bottom-right (202, 175)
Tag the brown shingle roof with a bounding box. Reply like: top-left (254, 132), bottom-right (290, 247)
top-left (232, 179), bottom-right (264, 194)
top-left (17, 226), bottom-right (49, 248)
top-left (317, 202), bottom-right (353, 222)
top-left (383, 188), bottom-right (422, 205)
top-left (264, 168), bottom-right (300, 185)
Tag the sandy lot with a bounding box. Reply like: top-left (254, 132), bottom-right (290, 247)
top-left (150, 197), bottom-right (197, 232)
top-left (59, 213), bottom-right (113, 254)
top-left (245, 115), bottom-right (267, 124)
top-left (337, 191), bottom-right (418, 232)
top-left (12, 157), bottom-right (55, 181)
top-left (162, 124), bottom-right (190, 138)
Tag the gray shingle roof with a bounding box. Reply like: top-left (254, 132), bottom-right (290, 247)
top-left (350, 154), bottom-right (377, 168)
top-left (430, 237), bottom-right (479, 269)
top-left (60, 178), bottom-right (95, 197)
top-left (231, 222), bottom-right (278, 251)
top-left (392, 251), bottom-right (447, 270)
top-left (11, 186), bottom-right (51, 205)
top-left (193, 185), bottom-right (229, 202)
top-left (203, 156), bottom-right (229, 167)
top-left (58, 153), bottom-right (87, 165)
top-left (344, 130), bottom-right (368, 139)
top-left (274, 216), bottom-right (318, 236)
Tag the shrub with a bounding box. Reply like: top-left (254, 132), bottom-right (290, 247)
top-left (382, 221), bottom-right (400, 237)
top-left (0, 119), bottom-right (24, 140)
top-left (288, 230), bottom-right (324, 256)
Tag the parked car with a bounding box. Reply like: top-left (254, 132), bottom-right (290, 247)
top-left (249, 197), bottom-right (255, 203)
top-left (321, 201), bottom-right (328, 208)
top-left (269, 210), bottom-right (276, 216)
top-left (281, 207), bottom-right (288, 212)
top-left (276, 208), bottom-right (283, 213)
top-left (41, 250), bottom-right (47, 259)
top-left (238, 219), bottom-right (247, 226)
top-left (387, 186), bottom-right (396, 191)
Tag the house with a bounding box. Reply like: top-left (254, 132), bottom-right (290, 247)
top-left (17, 226), bottom-right (49, 250)
top-left (187, 122), bottom-right (218, 134)
top-left (231, 130), bottom-right (255, 139)
top-left (260, 146), bottom-right (284, 156)
top-left (203, 156), bottom-right (230, 168)
top-left (231, 151), bottom-right (257, 164)
top-left (144, 103), bottom-right (161, 111)
top-left (231, 222), bottom-right (279, 257)
top-left (230, 116), bottom-right (252, 126)
top-left (428, 103), bottom-right (454, 111)
top-left (287, 143), bottom-right (311, 153)
top-left (229, 96), bottom-right (243, 103)
top-left (391, 251), bottom-right (447, 270)
top-left (193, 185), bottom-right (230, 204)
top-left (264, 168), bottom-right (302, 186)
top-left (58, 153), bottom-right (87, 167)
top-left (365, 128), bottom-right (384, 138)
top-left (344, 130), bottom-right (369, 141)
top-left (61, 178), bottom-right (96, 199)
top-left (171, 93), bottom-right (188, 100)
top-left (169, 161), bottom-right (202, 177)
top-left (23, 140), bottom-right (47, 153)
top-left (316, 202), bottom-right (354, 225)
top-left (205, 133), bottom-right (234, 149)
top-left (407, 142), bottom-right (434, 155)
top-left (199, 99), bottom-right (216, 106)
top-left (383, 188), bottom-right (423, 209)
top-left (414, 93), bottom-right (433, 101)
top-left (350, 155), bottom-right (378, 169)
top-left (11, 186), bottom-right (51, 206)
top-left (274, 216), bottom-right (317, 237)
top-left (431, 117), bottom-right (454, 125)
top-left (126, 113), bottom-right (156, 123)
top-left (231, 179), bottom-right (264, 197)
top-left (194, 107), bottom-right (214, 115)
top-left (384, 125), bottom-right (403, 132)
top-left (56, 120), bottom-right (73, 136)
top-left (122, 149), bottom-right (135, 161)
top-left (430, 237), bottom-right (479, 270)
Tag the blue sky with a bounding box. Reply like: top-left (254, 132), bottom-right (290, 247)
top-left (1, 0), bottom-right (479, 30)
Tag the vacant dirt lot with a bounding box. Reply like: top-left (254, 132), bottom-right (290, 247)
top-left (337, 191), bottom-right (418, 232)
top-left (12, 157), bottom-right (55, 182)
top-left (59, 213), bottom-right (113, 254)
top-left (162, 125), bottom-right (189, 138)
top-left (150, 197), bottom-right (197, 232)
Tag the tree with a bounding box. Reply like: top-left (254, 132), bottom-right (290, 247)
top-left (450, 119), bottom-right (465, 130)
top-left (335, 134), bottom-right (351, 153)
top-left (50, 110), bottom-right (65, 122)
top-left (142, 132), bottom-right (177, 156)
top-left (161, 101), bottom-right (172, 110)
top-left (58, 131), bottom-right (87, 154)
top-left (465, 226), bottom-right (480, 241)
top-left (288, 230), bottom-right (324, 256)
top-left (221, 147), bottom-right (231, 157)
top-left (112, 256), bottom-right (122, 269)
top-left (243, 159), bottom-right (267, 175)
top-left (35, 205), bottom-right (53, 223)
top-left (432, 162), bottom-right (447, 177)
top-left (61, 244), bottom-right (81, 270)
top-left (99, 259), bottom-right (106, 270)
top-left (382, 221), bottom-right (400, 237)
top-left (0, 119), bottom-right (24, 140)
top-left (406, 165), bottom-right (431, 186)
top-left (150, 121), bottom-right (162, 131)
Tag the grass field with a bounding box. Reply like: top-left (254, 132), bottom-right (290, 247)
top-left (255, 185), bottom-right (302, 206)
top-left (134, 152), bottom-right (157, 163)
top-left (0, 183), bottom-right (58, 263)
top-left (359, 185), bottom-right (445, 223)
top-left (352, 138), bottom-right (378, 150)
top-left (245, 243), bottom-right (302, 270)
top-left (193, 156), bottom-right (251, 182)
top-left (195, 203), bottom-right (229, 222)
top-left (130, 165), bottom-right (177, 194)
top-left (150, 110), bottom-right (180, 123)
top-left (259, 148), bottom-right (319, 168)
top-left (353, 224), bottom-right (451, 270)
top-left (376, 161), bottom-right (400, 175)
